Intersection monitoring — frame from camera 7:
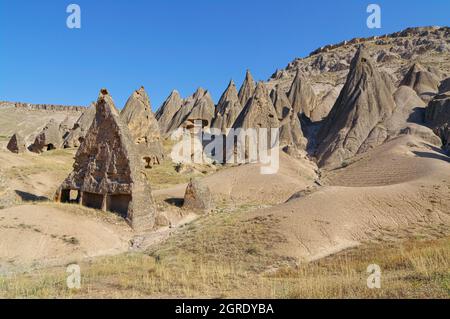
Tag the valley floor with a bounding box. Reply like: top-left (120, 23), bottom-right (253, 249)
top-left (0, 134), bottom-right (449, 298)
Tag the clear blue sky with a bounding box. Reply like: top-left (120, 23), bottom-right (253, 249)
top-left (1, 0), bottom-right (449, 110)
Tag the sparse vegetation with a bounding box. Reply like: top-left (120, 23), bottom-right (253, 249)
top-left (145, 160), bottom-right (200, 189)
top-left (0, 208), bottom-right (448, 299)
top-left (61, 235), bottom-right (80, 245)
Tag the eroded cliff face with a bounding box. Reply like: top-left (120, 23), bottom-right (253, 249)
top-left (315, 47), bottom-right (396, 168)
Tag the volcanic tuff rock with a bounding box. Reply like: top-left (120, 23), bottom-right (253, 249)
top-left (162, 88), bottom-right (215, 134)
top-left (156, 90), bottom-right (183, 135)
top-left (183, 178), bottom-right (214, 213)
top-left (55, 89), bottom-right (156, 231)
top-left (29, 119), bottom-right (64, 153)
top-left (439, 77), bottom-right (450, 93)
top-left (270, 85), bottom-right (305, 149)
top-left (211, 80), bottom-right (243, 131)
top-left (233, 82), bottom-right (280, 130)
top-left (120, 87), bottom-right (164, 168)
top-left (316, 47), bottom-right (396, 168)
top-left (287, 69), bottom-right (317, 118)
top-left (63, 104), bottom-right (96, 148)
top-left (238, 69), bottom-right (256, 108)
top-left (185, 89), bottom-right (215, 128)
top-left (266, 26), bottom-right (450, 123)
top-left (425, 91), bottom-right (450, 151)
top-left (400, 63), bottom-right (441, 102)
top-left (7, 133), bottom-right (26, 154)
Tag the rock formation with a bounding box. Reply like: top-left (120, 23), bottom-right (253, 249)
top-left (316, 47), bottom-right (396, 167)
top-left (55, 89), bottom-right (156, 231)
top-left (400, 63), bottom-right (441, 102)
top-left (287, 69), bottom-right (316, 118)
top-left (183, 178), bottom-right (214, 213)
top-left (425, 91), bottom-right (450, 152)
top-left (310, 86), bottom-right (342, 122)
top-left (120, 87), bottom-right (164, 168)
top-left (184, 89), bottom-right (215, 129)
top-left (7, 133), bottom-right (26, 154)
top-left (232, 82), bottom-right (280, 159)
top-left (64, 104), bottom-right (96, 148)
top-left (211, 80), bottom-right (243, 131)
top-left (233, 82), bottom-right (280, 130)
top-left (59, 116), bottom-right (73, 139)
top-left (265, 26), bottom-right (450, 124)
top-left (439, 77), bottom-right (450, 93)
top-left (238, 69), bottom-right (256, 108)
top-left (29, 119), bottom-right (64, 153)
top-left (165, 88), bottom-right (214, 133)
top-left (156, 90), bottom-right (183, 135)
top-left (270, 85), bottom-right (305, 150)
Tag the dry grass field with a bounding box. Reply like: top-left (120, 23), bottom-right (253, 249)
top-left (0, 207), bottom-right (448, 298)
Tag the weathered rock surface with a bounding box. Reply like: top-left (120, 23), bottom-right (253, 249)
top-left (29, 119), bottom-right (64, 153)
top-left (425, 92), bottom-right (450, 152)
top-left (184, 89), bottom-right (215, 129)
top-left (233, 82), bottom-right (280, 130)
top-left (439, 77), bottom-right (450, 93)
top-left (270, 85), bottom-right (306, 149)
top-left (0, 101), bottom-right (84, 113)
top-left (55, 89), bottom-right (156, 232)
top-left (266, 26), bottom-right (450, 123)
top-left (6, 133), bottom-right (26, 154)
top-left (211, 80), bottom-right (243, 131)
top-left (156, 90), bottom-right (183, 135)
top-left (183, 178), bottom-right (214, 212)
top-left (238, 70), bottom-right (256, 108)
top-left (164, 88), bottom-right (214, 134)
top-left (400, 63), bottom-right (441, 102)
top-left (316, 47), bottom-right (396, 167)
top-left (120, 87), bottom-right (164, 168)
top-left (287, 69), bottom-right (316, 118)
top-left (64, 104), bottom-right (96, 148)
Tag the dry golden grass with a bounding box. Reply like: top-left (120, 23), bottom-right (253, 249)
top-left (0, 207), bottom-right (448, 299)
top-left (145, 139), bottom-right (219, 190)
top-left (145, 160), bottom-right (200, 190)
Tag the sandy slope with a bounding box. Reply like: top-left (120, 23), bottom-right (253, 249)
top-left (241, 136), bottom-right (450, 261)
top-left (0, 204), bottom-right (132, 274)
top-left (0, 108), bottom-right (79, 146)
top-left (0, 149), bottom-right (75, 207)
top-left (154, 152), bottom-right (318, 206)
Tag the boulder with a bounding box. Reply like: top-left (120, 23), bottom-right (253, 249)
top-left (183, 178), bottom-right (214, 212)
top-left (6, 133), bottom-right (26, 154)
